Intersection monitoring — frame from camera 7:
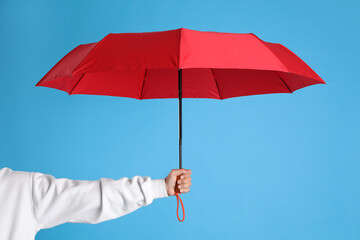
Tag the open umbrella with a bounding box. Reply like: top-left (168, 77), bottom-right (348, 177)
top-left (36, 28), bottom-right (325, 221)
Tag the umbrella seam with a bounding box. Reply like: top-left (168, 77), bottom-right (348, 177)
top-left (178, 28), bottom-right (183, 69)
top-left (211, 68), bottom-right (222, 100)
top-left (278, 74), bottom-right (293, 93)
top-left (67, 39), bottom-right (105, 95)
top-left (72, 36), bottom-right (109, 75)
top-left (36, 43), bottom-right (96, 87)
top-left (140, 69), bottom-right (147, 100)
top-left (69, 73), bottom-right (85, 95)
top-left (250, 34), bottom-right (289, 73)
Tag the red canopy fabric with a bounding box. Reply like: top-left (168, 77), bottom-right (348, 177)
top-left (36, 28), bottom-right (325, 99)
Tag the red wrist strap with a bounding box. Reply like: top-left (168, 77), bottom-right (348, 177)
top-left (175, 192), bottom-right (185, 222)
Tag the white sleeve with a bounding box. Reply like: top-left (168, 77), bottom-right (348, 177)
top-left (30, 172), bottom-right (168, 230)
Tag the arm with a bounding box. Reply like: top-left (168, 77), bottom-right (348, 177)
top-left (31, 172), bottom-right (168, 230)
top-left (31, 169), bottom-right (192, 230)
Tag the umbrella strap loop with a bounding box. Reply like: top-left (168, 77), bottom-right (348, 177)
top-left (175, 193), bottom-right (185, 222)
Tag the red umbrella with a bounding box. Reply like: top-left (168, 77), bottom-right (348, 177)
top-left (36, 28), bottom-right (325, 221)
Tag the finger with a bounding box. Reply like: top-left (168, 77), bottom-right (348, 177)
top-left (182, 174), bottom-right (192, 179)
top-left (179, 175), bottom-right (191, 181)
top-left (180, 188), bottom-right (190, 193)
top-left (178, 177), bottom-right (191, 184)
top-left (181, 171), bottom-right (192, 177)
top-left (180, 182), bottom-right (192, 189)
top-left (182, 172), bottom-right (191, 176)
top-left (178, 182), bottom-right (192, 189)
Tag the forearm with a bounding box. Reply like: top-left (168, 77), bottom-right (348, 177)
top-left (32, 173), bottom-right (168, 229)
top-left (83, 176), bottom-right (168, 224)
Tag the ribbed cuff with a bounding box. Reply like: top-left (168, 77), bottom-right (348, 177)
top-left (149, 179), bottom-right (169, 199)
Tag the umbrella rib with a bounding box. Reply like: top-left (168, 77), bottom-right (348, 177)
top-left (140, 69), bottom-right (147, 100)
top-left (211, 68), bottom-right (222, 100)
top-left (278, 75), bottom-right (293, 93)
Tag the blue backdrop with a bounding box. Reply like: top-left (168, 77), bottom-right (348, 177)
top-left (1, 0), bottom-right (359, 239)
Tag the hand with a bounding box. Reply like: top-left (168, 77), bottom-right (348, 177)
top-left (164, 169), bottom-right (192, 196)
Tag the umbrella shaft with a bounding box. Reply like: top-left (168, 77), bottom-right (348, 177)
top-left (178, 69), bottom-right (182, 169)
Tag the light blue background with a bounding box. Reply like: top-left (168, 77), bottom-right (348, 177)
top-left (1, 0), bottom-right (359, 239)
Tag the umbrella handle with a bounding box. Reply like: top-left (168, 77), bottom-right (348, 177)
top-left (174, 175), bottom-right (185, 222)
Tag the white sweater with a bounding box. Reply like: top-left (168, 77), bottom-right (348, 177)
top-left (0, 167), bottom-right (168, 240)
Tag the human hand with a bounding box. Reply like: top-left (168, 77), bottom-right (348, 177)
top-left (164, 169), bottom-right (192, 196)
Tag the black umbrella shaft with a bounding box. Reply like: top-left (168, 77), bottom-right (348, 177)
top-left (178, 69), bottom-right (182, 169)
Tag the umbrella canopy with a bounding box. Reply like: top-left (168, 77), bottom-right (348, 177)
top-left (36, 28), bottom-right (325, 222)
top-left (36, 28), bottom-right (325, 99)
